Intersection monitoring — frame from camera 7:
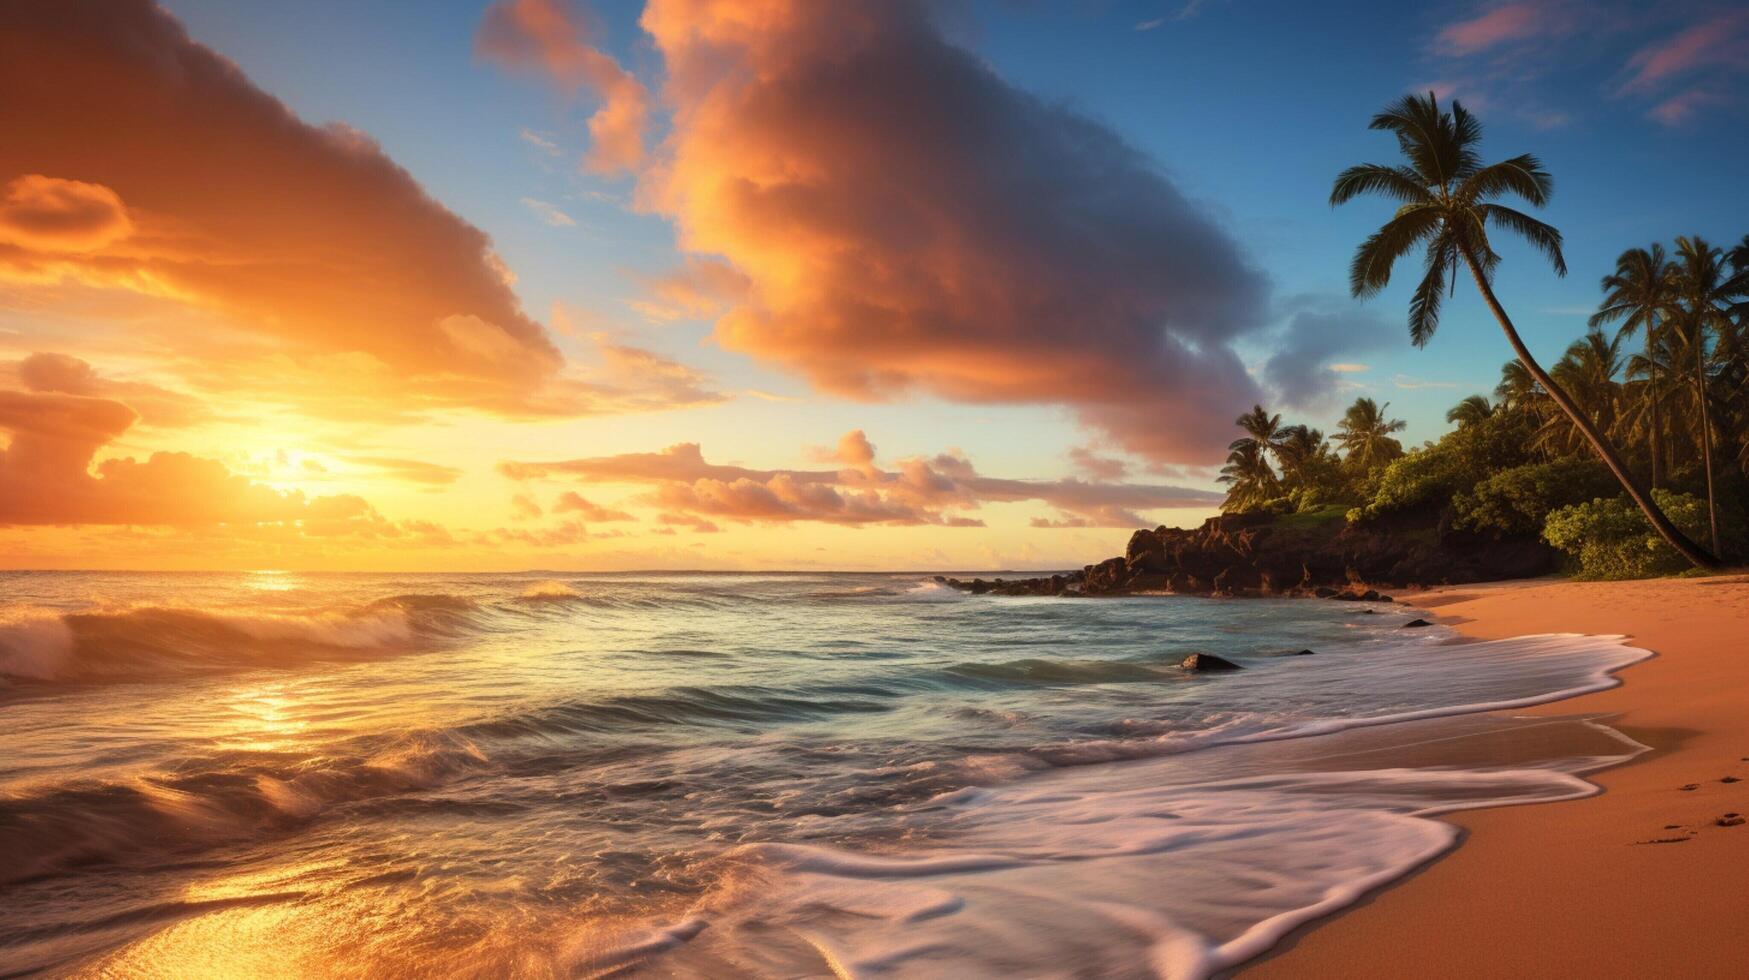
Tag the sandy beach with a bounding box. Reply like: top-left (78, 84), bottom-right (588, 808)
top-left (1245, 573), bottom-right (1749, 978)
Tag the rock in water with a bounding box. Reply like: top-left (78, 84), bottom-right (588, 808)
top-left (1402, 618), bottom-right (1432, 628)
top-left (1181, 653), bottom-right (1243, 671)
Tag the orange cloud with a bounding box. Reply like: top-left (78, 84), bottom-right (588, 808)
top-left (0, 387), bottom-right (382, 528)
top-left (501, 430), bottom-right (1221, 528)
top-left (4, 352), bottom-right (209, 428)
top-left (477, 0), bottom-right (652, 175)
top-left (1067, 446), bottom-right (1129, 481)
top-left (343, 456), bottom-right (464, 486)
top-left (553, 491), bottom-right (634, 521)
top-left (0, 0), bottom-right (627, 418)
top-left (633, 0), bottom-right (1267, 463)
top-left (0, 175), bottom-right (134, 253)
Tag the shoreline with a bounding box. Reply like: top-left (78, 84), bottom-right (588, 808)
top-left (1240, 573), bottom-right (1749, 977)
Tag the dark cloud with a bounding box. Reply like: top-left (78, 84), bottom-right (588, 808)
top-left (1260, 297), bottom-right (1397, 412)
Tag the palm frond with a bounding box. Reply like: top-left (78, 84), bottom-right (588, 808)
top-left (1408, 235), bottom-right (1450, 347)
top-left (1368, 92), bottom-right (1446, 184)
top-left (1481, 204), bottom-right (1566, 277)
top-left (1458, 154), bottom-right (1553, 207)
top-left (1329, 163), bottom-right (1431, 206)
top-left (1450, 100), bottom-right (1483, 178)
top-left (1348, 205), bottom-right (1442, 297)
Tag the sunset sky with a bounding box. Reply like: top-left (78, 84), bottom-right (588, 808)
top-left (2, 0), bottom-right (1745, 571)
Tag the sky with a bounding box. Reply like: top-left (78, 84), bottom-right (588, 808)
top-left (1, 0), bottom-right (1745, 571)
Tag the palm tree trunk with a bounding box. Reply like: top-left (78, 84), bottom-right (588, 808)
top-left (1694, 328), bottom-right (1722, 557)
top-left (1461, 247), bottom-right (1719, 569)
top-left (1646, 323), bottom-right (1663, 489)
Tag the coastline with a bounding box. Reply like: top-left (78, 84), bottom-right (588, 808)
top-left (1241, 573), bottom-right (1749, 977)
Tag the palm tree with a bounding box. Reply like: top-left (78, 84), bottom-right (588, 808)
top-left (1536, 330), bottom-right (1625, 457)
top-left (1591, 244), bottom-right (1674, 487)
top-left (1218, 440), bottom-right (1278, 511)
top-left (1446, 394), bottom-right (1496, 428)
top-left (1274, 424), bottom-right (1327, 486)
top-left (1671, 236), bottom-right (1740, 557)
top-left (1334, 396), bottom-right (1406, 471)
top-left (1231, 405), bottom-right (1285, 460)
top-left (1331, 91), bottom-right (1716, 568)
top-left (1494, 359), bottom-right (1541, 413)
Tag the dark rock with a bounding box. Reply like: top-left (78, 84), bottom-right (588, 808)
top-left (1289, 648), bottom-right (1315, 656)
top-left (935, 500), bottom-right (1561, 601)
top-left (1180, 652), bottom-right (1243, 672)
top-left (1402, 618), bottom-right (1432, 628)
top-left (1716, 815), bottom-right (1745, 827)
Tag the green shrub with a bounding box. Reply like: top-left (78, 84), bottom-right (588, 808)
top-left (1453, 459), bottom-right (1618, 536)
top-left (1541, 490), bottom-right (1721, 580)
top-left (1350, 411), bottom-right (1535, 524)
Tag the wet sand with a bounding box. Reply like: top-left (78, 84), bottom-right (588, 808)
top-left (1243, 574), bottom-right (1749, 978)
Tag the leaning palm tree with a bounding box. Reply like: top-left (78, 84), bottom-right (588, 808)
top-left (1334, 396), bottom-right (1406, 472)
top-left (1331, 91), bottom-right (1716, 567)
top-left (1671, 236), bottom-right (1740, 558)
top-left (1445, 394), bottom-right (1495, 428)
top-left (1591, 244), bottom-right (1674, 487)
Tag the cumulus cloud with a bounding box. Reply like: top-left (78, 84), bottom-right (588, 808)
top-left (0, 175), bottom-right (134, 252)
top-left (633, 0), bottom-right (1268, 463)
top-left (0, 387), bottom-right (389, 529)
top-left (4, 352), bottom-right (209, 428)
top-left (0, 0), bottom-right (706, 419)
top-left (1260, 297), bottom-right (1397, 412)
top-left (477, 0), bottom-right (652, 174)
top-left (499, 430), bottom-right (1221, 528)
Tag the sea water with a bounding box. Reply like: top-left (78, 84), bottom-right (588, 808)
top-left (0, 571), bottom-right (1647, 977)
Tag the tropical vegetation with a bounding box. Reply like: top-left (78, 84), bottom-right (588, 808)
top-left (1217, 204), bottom-right (1749, 574)
top-left (1217, 94), bottom-right (1749, 579)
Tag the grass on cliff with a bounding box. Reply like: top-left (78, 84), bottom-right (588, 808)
top-left (1269, 504), bottom-right (1351, 532)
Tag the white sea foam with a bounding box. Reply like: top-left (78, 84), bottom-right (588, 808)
top-left (621, 633), bottom-right (1651, 978)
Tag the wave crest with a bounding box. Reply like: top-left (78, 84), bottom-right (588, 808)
top-left (0, 593), bottom-right (481, 684)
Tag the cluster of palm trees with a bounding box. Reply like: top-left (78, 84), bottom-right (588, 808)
top-left (1448, 235), bottom-right (1749, 555)
top-left (1329, 91), bottom-right (1746, 568)
top-left (1218, 398), bottom-right (1407, 511)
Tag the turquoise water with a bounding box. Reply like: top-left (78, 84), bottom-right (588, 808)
top-left (0, 571), bottom-right (1646, 976)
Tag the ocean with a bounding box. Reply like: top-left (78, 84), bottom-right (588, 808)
top-left (0, 570), bottom-right (1647, 977)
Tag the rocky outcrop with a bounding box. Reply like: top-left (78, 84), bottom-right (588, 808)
top-left (939, 509), bottom-right (1556, 599)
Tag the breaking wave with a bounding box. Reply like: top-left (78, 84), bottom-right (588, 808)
top-left (0, 593), bottom-right (481, 684)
